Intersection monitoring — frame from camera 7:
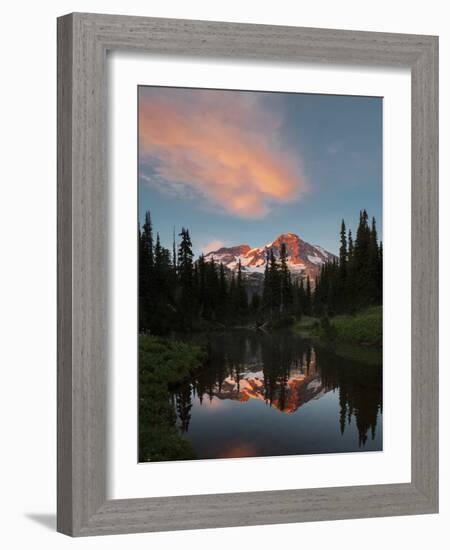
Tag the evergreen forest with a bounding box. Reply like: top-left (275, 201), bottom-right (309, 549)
top-left (138, 209), bottom-right (383, 335)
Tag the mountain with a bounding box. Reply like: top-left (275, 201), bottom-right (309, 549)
top-left (204, 233), bottom-right (336, 283)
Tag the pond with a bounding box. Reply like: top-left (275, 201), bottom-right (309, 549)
top-left (171, 331), bottom-right (382, 460)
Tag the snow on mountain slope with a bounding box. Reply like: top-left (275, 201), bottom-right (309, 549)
top-left (204, 233), bottom-right (336, 282)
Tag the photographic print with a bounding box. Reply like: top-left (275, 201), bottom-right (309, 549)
top-left (138, 86), bottom-right (383, 462)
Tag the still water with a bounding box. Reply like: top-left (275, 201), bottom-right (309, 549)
top-left (172, 331), bottom-right (382, 459)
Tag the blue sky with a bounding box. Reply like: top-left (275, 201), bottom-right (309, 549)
top-left (139, 87), bottom-right (382, 256)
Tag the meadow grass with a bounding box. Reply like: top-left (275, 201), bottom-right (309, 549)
top-left (332, 306), bottom-right (382, 346)
top-left (292, 306), bottom-right (382, 348)
top-left (139, 335), bottom-right (206, 462)
top-left (317, 306), bottom-right (383, 347)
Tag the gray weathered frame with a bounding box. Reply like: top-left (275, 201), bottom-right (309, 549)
top-left (57, 12), bottom-right (438, 537)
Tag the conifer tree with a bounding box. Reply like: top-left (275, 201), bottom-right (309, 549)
top-left (151, 233), bottom-right (174, 333)
top-left (346, 229), bottom-right (355, 312)
top-left (172, 226), bottom-right (177, 271)
top-left (141, 211), bottom-right (154, 269)
top-left (339, 220), bottom-right (347, 270)
top-left (348, 229), bottom-right (354, 262)
top-left (353, 210), bottom-right (371, 308)
top-left (235, 260), bottom-right (248, 319)
top-left (218, 262), bottom-right (228, 321)
top-left (305, 276), bottom-right (312, 316)
top-left (196, 253), bottom-right (206, 317)
top-left (279, 242), bottom-right (293, 314)
top-left (313, 265), bottom-right (323, 315)
top-left (138, 211), bottom-right (154, 331)
top-left (298, 277), bottom-right (305, 317)
top-left (229, 272), bottom-right (236, 321)
top-left (138, 223), bottom-right (147, 331)
top-left (262, 250), bottom-right (271, 314)
top-left (367, 216), bottom-right (380, 305)
top-left (178, 228), bottom-right (194, 284)
top-left (337, 219), bottom-right (348, 311)
top-left (268, 249), bottom-right (281, 316)
top-left (177, 228), bottom-right (195, 328)
top-left (377, 241), bottom-right (383, 304)
top-left (205, 257), bottom-right (220, 320)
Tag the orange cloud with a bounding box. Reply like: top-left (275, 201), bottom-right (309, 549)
top-left (139, 89), bottom-right (305, 218)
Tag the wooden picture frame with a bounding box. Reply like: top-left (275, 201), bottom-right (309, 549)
top-left (57, 12), bottom-right (438, 536)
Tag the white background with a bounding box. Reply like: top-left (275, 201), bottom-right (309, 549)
top-left (109, 55), bottom-right (411, 498)
top-left (0, 1), bottom-right (447, 549)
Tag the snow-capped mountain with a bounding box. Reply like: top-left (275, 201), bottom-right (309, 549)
top-left (204, 233), bottom-right (336, 282)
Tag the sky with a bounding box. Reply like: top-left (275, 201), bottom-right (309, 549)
top-left (138, 86), bottom-right (382, 256)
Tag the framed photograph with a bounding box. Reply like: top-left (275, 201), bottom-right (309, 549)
top-left (57, 13), bottom-right (438, 536)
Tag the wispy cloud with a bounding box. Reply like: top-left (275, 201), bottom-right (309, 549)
top-left (139, 88), bottom-right (306, 218)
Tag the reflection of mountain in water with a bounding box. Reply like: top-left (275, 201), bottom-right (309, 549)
top-left (210, 348), bottom-right (327, 414)
top-left (173, 331), bottom-right (382, 449)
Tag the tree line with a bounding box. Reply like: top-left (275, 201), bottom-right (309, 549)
top-left (314, 210), bottom-right (382, 316)
top-left (139, 208), bottom-right (382, 334)
top-left (139, 212), bottom-right (251, 334)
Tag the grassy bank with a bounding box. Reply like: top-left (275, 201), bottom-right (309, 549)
top-left (139, 335), bottom-right (206, 462)
top-left (291, 315), bottom-right (319, 336)
top-left (291, 307), bottom-right (382, 348)
top-left (314, 306), bottom-right (382, 347)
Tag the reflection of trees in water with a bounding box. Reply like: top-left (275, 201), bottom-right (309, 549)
top-left (193, 331), bottom-right (253, 402)
top-left (260, 333), bottom-right (316, 411)
top-left (316, 347), bottom-right (382, 446)
top-left (175, 383), bottom-right (193, 433)
top-left (172, 332), bottom-right (382, 447)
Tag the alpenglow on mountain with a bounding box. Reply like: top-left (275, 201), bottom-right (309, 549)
top-left (204, 233), bottom-right (337, 282)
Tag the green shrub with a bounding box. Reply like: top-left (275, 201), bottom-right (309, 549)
top-left (139, 335), bottom-right (206, 462)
